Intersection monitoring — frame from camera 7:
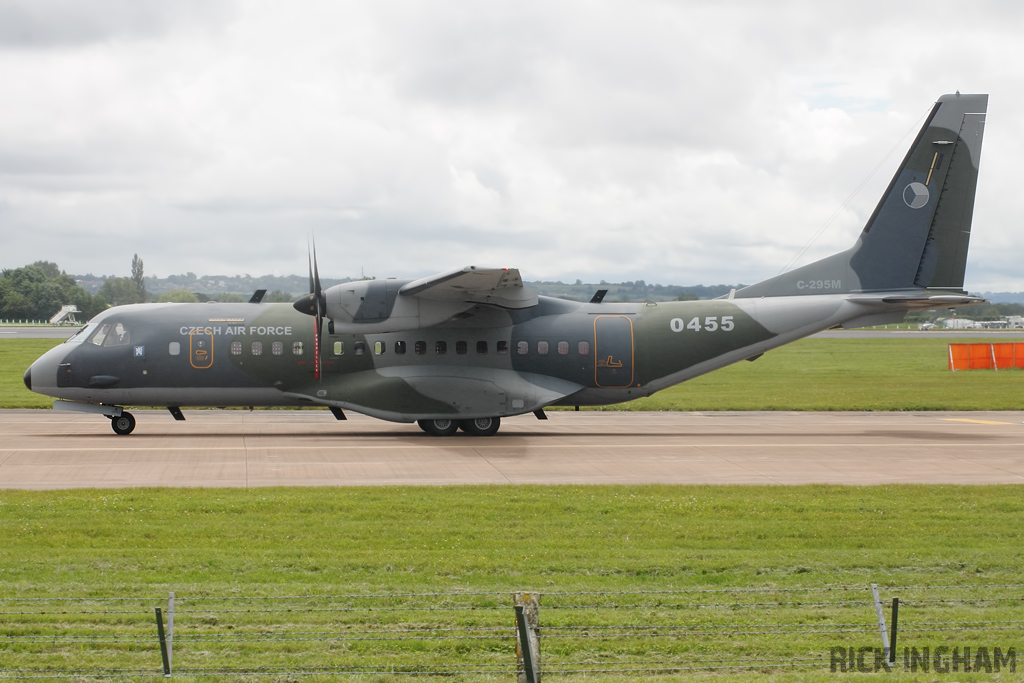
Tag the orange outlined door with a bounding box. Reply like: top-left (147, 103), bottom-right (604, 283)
top-left (594, 315), bottom-right (634, 387)
top-left (190, 329), bottom-right (214, 369)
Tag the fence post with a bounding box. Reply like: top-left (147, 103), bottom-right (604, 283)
top-left (155, 607), bottom-right (170, 677)
top-left (168, 592), bottom-right (175, 675)
top-left (870, 584), bottom-right (889, 663)
top-left (514, 592), bottom-right (540, 683)
top-left (888, 597), bottom-right (899, 666)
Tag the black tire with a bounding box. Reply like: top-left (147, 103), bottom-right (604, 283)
top-left (111, 412), bottom-right (136, 436)
top-left (417, 418), bottom-right (459, 436)
top-left (460, 417), bottom-right (501, 437)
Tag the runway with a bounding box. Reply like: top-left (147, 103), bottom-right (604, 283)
top-left (2, 409), bottom-right (1023, 489)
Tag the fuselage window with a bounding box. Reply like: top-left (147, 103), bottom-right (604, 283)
top-left (292, 341), bottom-right (304, 355)
top-left (477, 340), bottom-right (488, 354)
top-left (333, 341), bottom-right (344, 355)
top-left (395, 341), bottom-right (406, 355)
top-left (169, 341), bottom-right (181, 356)
top-left (497, 341), bottom-right (509, 355)
top-left (517, 341), bottom-right (528, 355)
top-left (456, 341), bottom-right (468, 355)
top-left (230, 341), bottom-right (242, 356)
top-left (557, 341), bottom-right (569, 355)
top-left (537, 341), bottom-right (549, 355)
top-left (251, 341), bottom-right (263, 356)
top-left (414, 341), bottom-right (426, 355)
top-left (355, 341), bottom-right (366, 355)
top-left (578, 341), bottom-right (590, 355)
top-left (435, 341), bottom-right (447, 355)
top-left (374, 341), bottom-right (385, 355)
top-left (272, 341), bottom-right (283, 356)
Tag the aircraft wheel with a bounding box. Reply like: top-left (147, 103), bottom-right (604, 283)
top-left (110, 412), bottom-right (136, 436)
top-left (460, 417), bottom-right (501, 437)
top-left (417, 418), bottom-right (459, 436)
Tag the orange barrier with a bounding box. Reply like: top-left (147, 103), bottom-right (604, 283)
top-left (948, 342), bottom-right (1024, 370)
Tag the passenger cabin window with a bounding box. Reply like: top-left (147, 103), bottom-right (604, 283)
top-left (435, 341), bottom-right (447, 355)
top-left (230, 341), bottom-right (242, 356)
top-left (333, 341), bottom-right (344, 355)
top-left (477, 340), bottom-right (488, 354)
top-left (354, 341), bottom-right (366, 355)
top-left (251, 341), bottom-right (263, 356)
top-left (537, 341), bottom-right (549, 355)
top-left (395, 341), bottom-right (406, 354)
top-left (414, 341), bottom-right (426, 355)
top-left (169, 341), bottom-right (181, 356)
top-left (578, 341), bottom-right (590, 355)
top-left (456, 341), bottom-right (468, 355)
top-left (517, 341), bottom-right (528, 355)
top-left (497, 341), bottom-right (508, 355)
top-left (374, 341), bottom-right (385, 355)
top-left (272, 341), bottom-right (283, 356)
top-left (292, 341), bottom-right (304, 355)
top-left (557, 341), bottom-right (569, 355)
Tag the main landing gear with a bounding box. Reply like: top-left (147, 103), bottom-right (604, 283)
top-left (417, 417), bottom-right (501, 437)
top-left (110, 411), bottom-right (136, 435)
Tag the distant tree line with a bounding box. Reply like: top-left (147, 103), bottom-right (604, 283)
top-left (0, 262), bottom-right (109, 321)
top-left (7, 257), bottom-right (1024, 323)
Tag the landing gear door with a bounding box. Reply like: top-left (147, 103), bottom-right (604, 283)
top-left (190, 329), bottom-right (214, 369)
top-left (594, 315), bottom-right (634, 388)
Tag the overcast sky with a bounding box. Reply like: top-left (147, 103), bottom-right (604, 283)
top-left (1, 0), bottom-right (1022, 291)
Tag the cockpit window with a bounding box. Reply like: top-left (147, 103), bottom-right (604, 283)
top-left (89, 322), bottom-right (130, 347)
top-left (66, 323), bottom-right (96, 345)
top-left (104, 322), bottom-right (131, 347)
top-left (88, 324), bottom-right (110, 346)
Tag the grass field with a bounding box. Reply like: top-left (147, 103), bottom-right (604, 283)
top-left (4, 336), bottom-right (1024, 410)
top-left (4, 338), bottom-right (1023, 678)
top-left (1, 485), bottom-right (1022, 680)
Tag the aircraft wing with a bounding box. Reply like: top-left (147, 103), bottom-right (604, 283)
top-left (399, 266), bottom-right (538, 309)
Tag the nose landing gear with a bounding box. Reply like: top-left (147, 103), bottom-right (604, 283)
top-left (110, 412), bottom-right (136, 435)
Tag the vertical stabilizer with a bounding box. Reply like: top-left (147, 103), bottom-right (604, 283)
top-left (737, 94), bottom-right (987, 298)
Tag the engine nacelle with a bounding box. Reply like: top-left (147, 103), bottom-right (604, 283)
top-left (322, 279), bottom-right (477, 333)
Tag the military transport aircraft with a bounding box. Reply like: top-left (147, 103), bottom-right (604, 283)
top-left (25, 93), bottom-right (988, 436)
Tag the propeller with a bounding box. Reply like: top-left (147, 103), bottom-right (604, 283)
top-left (293, 238), bottom-right (326, 379)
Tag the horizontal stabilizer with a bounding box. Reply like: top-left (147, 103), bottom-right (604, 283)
top-left (878, 294), bottom-right (987, 305)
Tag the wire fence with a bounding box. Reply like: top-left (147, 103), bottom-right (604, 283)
top-left (0, 583), bottom-right (1021, 678)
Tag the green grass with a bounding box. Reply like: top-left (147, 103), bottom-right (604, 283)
top-left (5, 337), bottom-right (1024, 411)
top-left (1, 486), bottom-right (1022, 679)
top-left (0, 339), bottom-right (62, 408)
top-left (617, 337), bottom-right (1024, 411)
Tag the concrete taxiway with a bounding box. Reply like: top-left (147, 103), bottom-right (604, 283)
top-left (1, 409), bottom-right (1023, 489)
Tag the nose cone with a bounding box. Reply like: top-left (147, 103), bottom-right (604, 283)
top-left (24, 345), bottom-right (66, 397)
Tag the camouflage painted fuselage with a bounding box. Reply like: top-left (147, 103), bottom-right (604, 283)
top-left (25, 93), bottom-right (990, 430)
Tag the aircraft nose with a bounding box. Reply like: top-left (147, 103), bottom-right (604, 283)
top-left (24, 366), bottom-right (31, 391)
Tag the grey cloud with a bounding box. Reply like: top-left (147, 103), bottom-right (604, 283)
top-left (0, 0), bottom-right (233, 48)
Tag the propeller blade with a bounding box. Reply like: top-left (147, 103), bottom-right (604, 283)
top-left (293, 238), bottom-right (326, 380)
top-left (311, 237), bottom-right (324, 380)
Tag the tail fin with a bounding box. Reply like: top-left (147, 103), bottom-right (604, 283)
top-left (737, 93), bottom-right (987, 298)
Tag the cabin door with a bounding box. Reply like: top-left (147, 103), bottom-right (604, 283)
top-left (594, 316), bottom-right (634, 388)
